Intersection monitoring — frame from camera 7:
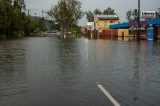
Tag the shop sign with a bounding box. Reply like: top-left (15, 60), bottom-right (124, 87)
top-left (141, 11), bottom-right (155, 19)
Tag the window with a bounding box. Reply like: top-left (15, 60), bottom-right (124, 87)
top-left (110, 21), bottom-right (114, 23)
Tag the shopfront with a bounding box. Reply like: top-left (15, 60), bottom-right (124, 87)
top-left (109, 19), bottom-right (160, 41)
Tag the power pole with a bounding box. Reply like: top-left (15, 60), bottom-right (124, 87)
top-left (42, 10), bottom-right (44, 18)
top-left (8, 0), bottom-right (12, 39)
top-left (35, 12), bottom-right (37, 36)
top-left (137, 0), bottom-right (140, 42)
top-left (27, 9), bottom-right (30, 17)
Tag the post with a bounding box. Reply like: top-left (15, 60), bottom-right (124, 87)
top-left (111, 29), bottom-right (113, 40)
top-left (35, 12), bottom-right (37, 36)
top-left (137, 0), bottom-right (140, 42)
top-left (42, 10), bottom-right (44, 18)
top-left (8, 0), bottom-right (12, 39)
top-left (28, 9), bottom-right (30, 17)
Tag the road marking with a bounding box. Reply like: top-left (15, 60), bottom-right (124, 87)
top-left (96, 82), bottom-right (120, 106)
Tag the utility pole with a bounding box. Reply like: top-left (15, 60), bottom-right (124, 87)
top-left (8, 0), bottom-right (12, 39)
top-left (42, 10), bottom-right (44, 18)
top-left (35, 12), bottom-right (37, 36)
top-left (137, 0), bottom-right (140, 42)
top-left (27, 9), bottom-right (30, 17)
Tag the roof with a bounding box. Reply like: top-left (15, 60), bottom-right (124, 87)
top-left (110, 23), bottom-right (128, 29)
top-left (109, 19), bottom-right (160, 29)
top-left (148, 19), bottom-right (160, 24)
top-left (97, 15), bottom-right (119, 20)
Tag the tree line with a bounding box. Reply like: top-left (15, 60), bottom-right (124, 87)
top-left (86, 7), bottom-right (160, 22)
top-left (0, 0), bottom-right (52, 39)
top-left (0, 0), bottom-right (29, 38)
top-left (86, 7), bottom-right (117, 22)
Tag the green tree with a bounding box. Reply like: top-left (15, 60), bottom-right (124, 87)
top-left (67, 0), bottom-right (83, 24)
top-left (126, 9), bottom-right (138, 22)
top-left (103, 7), bottom-right (116, 15)
top-left (0, 0), bottom-right (29, 38)
top-left (11, 0), bottom-right (26, 37)
top-left (94, 9), bottom-right (101, 15)
top-left (132, 9), bottom-right (138, 21)
top-left (19, 0), bottom-right (26, 12)
top-left (37, 17), bottom-right (47, 32)
top-left (126, 10), bottom-right (132, 21)
top-left (0, 0), bottom-right (9, 37)
top-left (86, 10), bottom-right (94, 22)
top-left (155, 8), bottom-right (160, 18)
top-left (48, 0), bottom-right (83, 32)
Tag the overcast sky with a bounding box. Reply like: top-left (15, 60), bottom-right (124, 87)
top-left (25, 0), bottom-right (160, 25)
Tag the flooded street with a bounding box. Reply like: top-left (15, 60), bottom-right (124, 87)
top-left (0, 37), bottom-right (160, 106)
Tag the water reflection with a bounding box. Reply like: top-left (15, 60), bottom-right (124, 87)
top-left (118, 37), bottom-right (136, 42)
top-left (0, 40), bottom-right (28, 101)
top-left (132, 44), bottom-right (140, 106)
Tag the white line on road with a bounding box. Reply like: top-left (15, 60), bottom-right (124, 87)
top-left (96, 82), bottom-right (120, 106)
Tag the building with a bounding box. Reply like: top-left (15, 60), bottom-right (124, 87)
top-left (94, 15), bottom-right (129, 38)
top-left (94, 15), bottom-right (119, 30)
top-left (109, 11), bottom-right (160, 41)
top-left (82, 14), bottom-right (130, 39)
top-left (109, 19), bottom-right (160, 41)
top-left (80, 22), bottom-right (95, 38)
top-left (94, 15), bottom-right (119, 38)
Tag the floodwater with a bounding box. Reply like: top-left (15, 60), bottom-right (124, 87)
top-left (0, 37), bottom-right (160, 106)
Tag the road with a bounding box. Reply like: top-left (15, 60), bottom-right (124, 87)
top-left (0, 37), bottom-right (160, 106)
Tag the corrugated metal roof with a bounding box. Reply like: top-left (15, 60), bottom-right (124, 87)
top-left (98, 15), bottom-right (119, 20)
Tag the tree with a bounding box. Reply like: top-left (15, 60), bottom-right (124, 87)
top-left (155, 8), bottom-right (160, 18)
top-left (126, 9), bottom-right (138, 22)
top-left (126, 10), bottom-right (132, 21)
top-left (18, 0), bottom-right (26, 12)
top-left (0, 0), bottom-right (41, 38)
top-left (86, 10), bottom-right (94, 22)
top-left (103, 7), bottom-right (116, 15)
top-left (0, 0), bottom-right (9, 36)
top-left (132, 9), bottom-right (138, 21)
top-left (0, 0), bottom-right (12, 38)
top-left (94, 9), bottom-right (101, 15)
top-left (10, 0), bottom-right (27, 37)
top-left (67, 0), bottom-right (83, 24)
top-left (37, 17), bottom-right (47, 32)
top-left (48, 0), bottom-right (83, 32)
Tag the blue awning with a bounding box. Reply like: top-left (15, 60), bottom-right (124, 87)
top-left (109, 19), bottom-right (160, 29)
top-left (109, 23), bottom-right (128, 29)
top-left (148, 19), bottom-right (160, 25)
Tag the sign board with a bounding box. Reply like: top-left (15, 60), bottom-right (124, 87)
top-left (87, 22), bottom-right (94, 30)
top-left (141, 11), bottom-right (155, 19)
top-left (98, 30), bottom-right (102, 33)
top-left (148, 28), bottom-right (154, 41)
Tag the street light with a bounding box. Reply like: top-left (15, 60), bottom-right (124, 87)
top-left (137, 0), bottom-right (140, 42)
